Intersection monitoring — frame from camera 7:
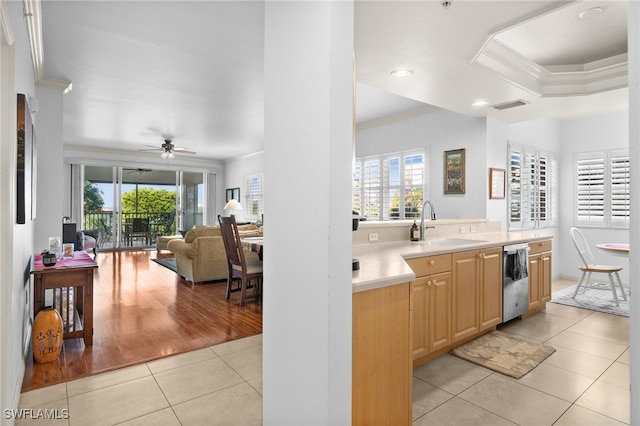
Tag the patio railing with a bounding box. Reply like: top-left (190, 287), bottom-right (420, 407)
top-left (83, 211), bottom-right (176, 248)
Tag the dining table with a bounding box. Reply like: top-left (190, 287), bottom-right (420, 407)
top-left (242, 236), bottom-right (264, 260)
top-left (596, 243), bottom-right (629, 257)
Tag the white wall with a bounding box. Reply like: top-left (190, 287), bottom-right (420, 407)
top-left (1, 1), bottom-right (37, 421)
top-left (33, 87), bottom-right (64, 252)
top-left (356, 108), bottom-right (488, 219)
top-left (558, 112), bottom-right (630, 284)
top-left (223, 151), bottom-right (264, 223)
top-left (486, 118), bottom-right (508, 229)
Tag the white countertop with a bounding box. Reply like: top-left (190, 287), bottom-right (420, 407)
top-left (351, 232), bottom-right (552, 293)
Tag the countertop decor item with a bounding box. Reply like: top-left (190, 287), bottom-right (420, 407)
top-left (32, 307), bottom-right (63, 363)
top-left (41, 252), bottom-right (57, 266)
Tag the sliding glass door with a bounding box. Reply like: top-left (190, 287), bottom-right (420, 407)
top-left (82, 165), bottom-right (205, 249)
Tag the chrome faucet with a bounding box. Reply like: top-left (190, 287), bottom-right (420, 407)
top-left (420, 200), bottom-right (437, 241)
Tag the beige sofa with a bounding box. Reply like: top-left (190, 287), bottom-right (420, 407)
top-left (167, 224), bottom-right (261, 285)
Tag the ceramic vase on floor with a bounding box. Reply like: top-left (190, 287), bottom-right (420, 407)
top-left (32, 307), bottom-right (63, 363)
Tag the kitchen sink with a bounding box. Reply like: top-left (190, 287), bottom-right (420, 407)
top-left (423, 238), bottom-right (487, 246)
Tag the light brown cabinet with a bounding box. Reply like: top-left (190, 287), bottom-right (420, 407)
top-left (407, 254), bottom-right (452, 361)
top-left (408, 247), bottom-right (502, 366)
top-left (352, 282), bottom-right (412, 426)
top-left (479, 247), bottom-right (503, 330)
top-left (527, 240), bottom-right (552, 313)
top-left (451, 247), bottom-right (503, 342)
top-left (452, 251), bottom-right (480, 342)
top-left (412, 272), bottom-right (452, 360)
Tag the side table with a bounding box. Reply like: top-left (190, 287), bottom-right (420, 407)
top-left (30, 251), bottom-right (98, 346)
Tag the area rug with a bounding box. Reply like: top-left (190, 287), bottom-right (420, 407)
top-left (151, 257), bottom-right (177, 273)
top-left (450, 330), bottom-right (555, 379)
top-left (550, 283), bottom-right (630, 317)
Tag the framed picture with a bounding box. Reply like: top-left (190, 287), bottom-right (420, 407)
top-left (49, 236), bottom-right (61, 256)
top-left (489, 167), bottom-right (506, 199)
top-left (444, 149), bottom-right (465, 194)
top-left (63, 243), bottom-right (74, 258)
top-left (225, 187), bottom-right (240, 202)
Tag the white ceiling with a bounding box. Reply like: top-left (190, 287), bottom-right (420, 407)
top-left (36, 0), bottom-right (628, 161)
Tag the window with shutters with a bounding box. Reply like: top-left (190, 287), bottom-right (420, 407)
top-left (508, 143), bottom-right (557, 230)
top-left (353, 150), bottom-right (427, 220)
top-left (244, 173), bottom-right (264, 220)
top-left (575, 150), bottom-right (629, 228)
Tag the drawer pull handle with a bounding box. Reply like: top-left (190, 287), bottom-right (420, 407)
top-left (429, 260), bottom-right (435, 266)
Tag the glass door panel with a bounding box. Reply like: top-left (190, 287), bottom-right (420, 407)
top-left (83, 166), bottom-right (119, 249)
top-left (178, 172), bottom-right (204, 232)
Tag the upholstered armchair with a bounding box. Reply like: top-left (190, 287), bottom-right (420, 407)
top-left (167, 225), bottom-right (261, 285)
top-left (77, 229), bottom-right (100, 256)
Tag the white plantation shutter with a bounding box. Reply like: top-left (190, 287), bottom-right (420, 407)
top-left (508, 143), bottom-right (557, 230)
top-left (243, 173), bottom-right (264, 220)
top-left (610, 151), bottom-right (630, 225)
top-left (575, 150), bottom-right (629, 227)
top-left (404, 153), bottom-right (424, 219)
top-left (361, 158), bottom-right (382, 220)
top-left (353, 150), bottom-right (427, 220)
top-left (576, 155), bottom-right (605, 223)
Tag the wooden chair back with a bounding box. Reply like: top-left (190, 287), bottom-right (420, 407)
top-left (132, 217), bottom-right (150, 232)
top-left (218, 215), bottom-right (247, 272)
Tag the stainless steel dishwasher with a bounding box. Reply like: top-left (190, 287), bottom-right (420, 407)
top-left (502, 243), bottom-right (530, 323)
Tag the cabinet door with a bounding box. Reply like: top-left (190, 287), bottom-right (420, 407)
top-left (412, 277), bottom-right (429, 360)
top-left (528, 253), bottom-right (541, 310)
top-left (353, 283), bottom-right (411, 425)
top-left (480, 247), bottom-right (503, 330)
top-left (451, 251), bottom-right (479, 342)
top-left (540, 252), bottom-right (552, 303)
top-left (428, 272), bottom-right (452, 352)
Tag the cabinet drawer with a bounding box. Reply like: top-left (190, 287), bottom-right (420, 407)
top-left (406, 254), bottom-right (452, 277)
top-left (529, 239), bottom-right (551, 254)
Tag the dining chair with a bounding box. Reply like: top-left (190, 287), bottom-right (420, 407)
top-left (218, 215), bottom-right (263, 306)
top-left (570, 227), bottom-right (626, 306)
top-left (130, 218), bottom-right (151, 245)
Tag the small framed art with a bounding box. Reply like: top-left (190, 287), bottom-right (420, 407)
top-left (444, 148), bottom-right (465, 194)
top-left (489, 167), bottom-right (506, 199)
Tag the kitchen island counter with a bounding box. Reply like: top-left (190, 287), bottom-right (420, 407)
top-left (352, 231), bottom-right (552, 293)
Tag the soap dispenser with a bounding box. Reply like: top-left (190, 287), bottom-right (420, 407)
top-left (410, 220), bottom-right (419, 241)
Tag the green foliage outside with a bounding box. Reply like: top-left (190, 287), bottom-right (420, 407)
top-left (122, 187), bottom-right (176, 213)
top-left (390, 188), bottom-right (423, 220)
top-left (84, 182), bottom-right (105, 213)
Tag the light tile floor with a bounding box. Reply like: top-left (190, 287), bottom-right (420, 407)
top-left (17, 280), bottom-right (631, 425)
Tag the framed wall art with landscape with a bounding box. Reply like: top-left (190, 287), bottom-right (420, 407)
top-left (444, 148), bottom-right (465, 194)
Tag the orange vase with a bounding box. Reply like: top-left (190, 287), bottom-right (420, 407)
top-left (32, 307), bottom-right (63, 363)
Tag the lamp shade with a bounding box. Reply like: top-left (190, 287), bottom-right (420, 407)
top-left (223, 199), bottom-right (243, 211)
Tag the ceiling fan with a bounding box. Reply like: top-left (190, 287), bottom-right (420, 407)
top-left (138, 138), bottom-right (196, 159)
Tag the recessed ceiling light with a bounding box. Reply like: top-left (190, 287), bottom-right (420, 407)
top-left (390, 69), bottom-right (414, 78)
top-left (578, 7), bottom-right (603, 20)
top-left (472, 100), bottom-right (489, 107)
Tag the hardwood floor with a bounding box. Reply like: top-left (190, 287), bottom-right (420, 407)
top-left (21, 249), bottom-right (262, 392)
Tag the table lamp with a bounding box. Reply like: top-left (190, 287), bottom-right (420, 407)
top-left (223, 199), bottom-right (243, 217)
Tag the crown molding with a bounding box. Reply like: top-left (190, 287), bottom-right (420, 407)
top-left (0, 0), bottom-right (15, 46)
top-left (38, 77), bottom-right (72, 92)
top-left (24, 0), bottom-right (73, 92)
top-left (23, 0), bottom-right (43, 80)
top-left (472, 37), bottom-right (628, 97)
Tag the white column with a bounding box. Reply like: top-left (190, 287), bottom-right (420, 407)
top-left (628, 1), bottom-right (639, 423)
top-left (33, 86), bottom-right (65, 251)
top-left (263, 1), bottom-right (353, 424)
